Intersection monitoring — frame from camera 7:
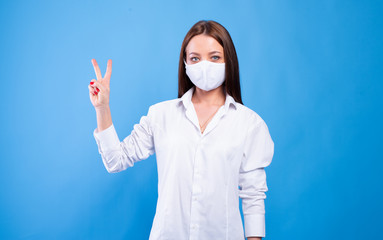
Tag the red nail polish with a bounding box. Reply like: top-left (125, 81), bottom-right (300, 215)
top-left (90, 82), bottom-right (94, 85)
top-left (96, 88), bottom-right (100, 92)
top-left (94, 91), bottom-right (97, 94)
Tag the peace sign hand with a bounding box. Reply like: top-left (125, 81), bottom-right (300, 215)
top-left (89, 59), bottom-right (112, 109)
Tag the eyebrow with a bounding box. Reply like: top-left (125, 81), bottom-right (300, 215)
top-left (209, 51), bottom-right (222, 55)
top-left (188, 51), bottom-right (222, 56)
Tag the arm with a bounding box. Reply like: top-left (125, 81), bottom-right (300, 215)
top-left (93, 107), bottom-right (155, 173)
top-left (248, 237), bottom-right (262, 240)
top-left (89, 59), bottom-right (155, 173)
top-left (239, 118), bottom-right (274, 238)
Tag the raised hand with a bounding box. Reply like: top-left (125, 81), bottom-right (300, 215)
top-left (89, 59), bottom-right (112, 109)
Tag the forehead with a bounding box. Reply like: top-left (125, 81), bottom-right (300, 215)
top-left (186, 34), bottom-right (223, 54)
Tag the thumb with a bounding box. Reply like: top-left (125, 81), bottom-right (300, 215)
top-left (93, 81), bottom-right (107, 92)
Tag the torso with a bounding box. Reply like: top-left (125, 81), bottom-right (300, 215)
top-left (147, 93), bottom-right (270, 240)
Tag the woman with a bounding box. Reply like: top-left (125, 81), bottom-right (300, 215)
top-left (89, 20), bottom-right (274, 240)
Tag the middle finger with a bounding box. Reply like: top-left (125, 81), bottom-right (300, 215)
top-left (91, 59), bottom-right (103, 80)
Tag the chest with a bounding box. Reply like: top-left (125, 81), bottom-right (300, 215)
top-left (152, 106), bottom-right (248, 166)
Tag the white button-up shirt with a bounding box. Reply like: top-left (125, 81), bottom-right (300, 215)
top-left (93, 86), bottom-right (274, 240)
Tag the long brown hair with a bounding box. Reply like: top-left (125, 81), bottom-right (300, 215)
top-left (178, 20), bottom-right (243, 104)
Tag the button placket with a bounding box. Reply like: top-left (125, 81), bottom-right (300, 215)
top-left (189, 137), bottom-right (203, 239)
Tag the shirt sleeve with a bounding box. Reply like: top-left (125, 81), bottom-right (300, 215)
top-left (239, 117), bottom-right (274, 238)
top-left (93, 106), bottom-right (155, 173)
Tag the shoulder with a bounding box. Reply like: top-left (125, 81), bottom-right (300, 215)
top-left (147, 98), bottom-right (182, 115)
top-left (237, 104), bottom-right (274, 151)
top-left (150, 98), bottom-right (181, 110)
top-left (235, 103), bottom-right (268, 128)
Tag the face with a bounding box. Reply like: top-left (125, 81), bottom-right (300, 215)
top-left (185, 34), bottom-right (225, 65)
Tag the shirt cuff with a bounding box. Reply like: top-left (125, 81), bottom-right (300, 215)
top-left (244, 214), bottom-right (266, 238)
top-left (93, 124), bottom-right (120, 154)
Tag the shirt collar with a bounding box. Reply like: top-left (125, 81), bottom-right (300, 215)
top-left (178, 86), bottom-right (238, 111)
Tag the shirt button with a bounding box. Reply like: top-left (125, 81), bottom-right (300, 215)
top-left (193, 197), bottom-right (197, 201)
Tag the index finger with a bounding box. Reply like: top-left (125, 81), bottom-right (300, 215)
top-left (91, 59), bottom-right (102, 80)
top-left (103, 59), bottom-right (112, 80)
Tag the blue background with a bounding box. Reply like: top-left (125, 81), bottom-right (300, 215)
top-left (0, 0), bottom-right (382, 239)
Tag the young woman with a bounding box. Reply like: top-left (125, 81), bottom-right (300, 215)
top-left (89, 20), bottom-right (274, 240)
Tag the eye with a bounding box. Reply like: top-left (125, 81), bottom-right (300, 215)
top-left (190, 57), bottom-right (199, 62)
top-left (211, 56), bottom-right (221, 61)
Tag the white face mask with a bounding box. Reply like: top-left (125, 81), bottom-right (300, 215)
top-left (185, 60), bottom-right (225, 91)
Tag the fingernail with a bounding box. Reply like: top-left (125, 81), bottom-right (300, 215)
top-left (96, 88), bottom-right (100, 92)
top-left (90, 82), bottom-right (94, 85)
top-left (94, 91), bottom-right (97, 94)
